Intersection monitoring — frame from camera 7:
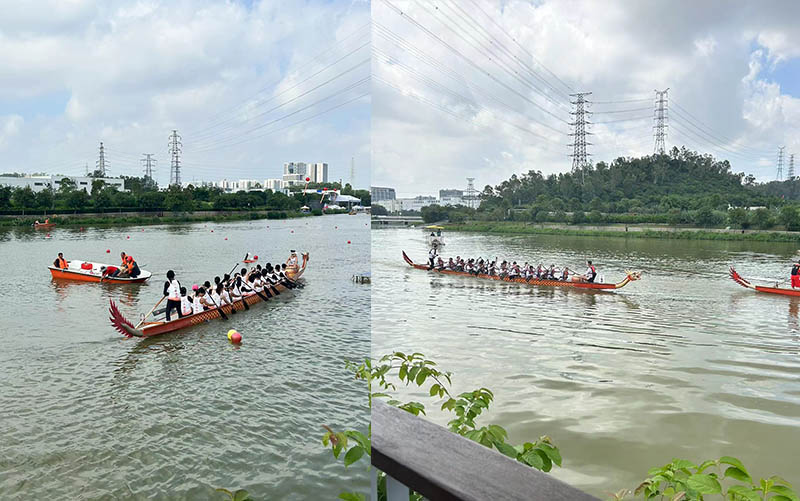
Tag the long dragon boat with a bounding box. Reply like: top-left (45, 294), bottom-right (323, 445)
top-left (403, 251), bottom-right (641, 290)
top-left (109, 252), bottom-right (308, 338)
top-left (729, 266), bottom-right (800, 297)
top-left (49, 260), bottom-right (152, 284)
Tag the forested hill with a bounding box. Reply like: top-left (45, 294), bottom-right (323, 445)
top-left (479, 147), bottom-right (777, 215)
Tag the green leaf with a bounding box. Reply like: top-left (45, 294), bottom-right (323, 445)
top-left (726, 485), bottom-right (761, 501)
top-left (769, 485), bottom-right (799, 501)
top-left (233, 490), bottom-right (251, 501)
top-left (416, 368), bottom-right (428, 386)
top-left (696, 459), bottom-right (716, 473)
top-left (338, 493), bottom-right (366, 501)
top-left (493, 439), bottom-right (518, 459)
top-left (686, 474), bottom-right (722, 494)
top-left (398, 364), bottom-right (407, 381)
top-left (720, 456), bottom-right (749, 476)
top-left (429, 383), bottom-right (440, 396)
top-left (520, 450), bottom-right (544, 470)
top-left (487, 424), bottom-right (508, 441)
top-left (769, 496), bottom-right (795, 501)
top-left (537, 443), bottom-right (562, 467)
top-left (724, 466), bottom-right (752, 484)
top-left (671, 459), bottom-right (697, 471)
top-left (407, 366), bottom-right (420, 383)
top-left (344, 445), bottom-right (365, 467)
top-left (533, 449), bottom-right (553, 472)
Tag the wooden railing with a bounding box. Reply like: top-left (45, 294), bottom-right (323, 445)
top-left (371, 400), bottom-right (599, 500)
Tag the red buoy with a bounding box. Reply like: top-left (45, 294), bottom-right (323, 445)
top-left (106, 249), bottom-right (111, 253)
top-left (224, 237), bottom-right (228, 240)
top-left (231, 331), bottom-right (242, 344)
top-left (347, 240), bottom-right (351, 244)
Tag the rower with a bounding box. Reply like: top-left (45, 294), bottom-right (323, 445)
top-left (792, 261), bottom-right (800, 289)
top-left (428, 247), bottom-right (437, 270)
top-left (180, 287), bottom-right (193, 316)
top-left (127, 256), bottom-right (141, 278)
top-left (286, 250), bottom-right (299, 269)
top-left (163, 270), bottom-right (183, 321)
top-left (53, 252), bottom-right (68, 269)
top-left (193, 288), bottom-right (206, 313)
top-left (120, 252), bottom-right (128, 268)
top-left (585, 260), bottom-right (597, 283)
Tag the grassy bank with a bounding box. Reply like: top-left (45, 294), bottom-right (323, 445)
top-left (0, 211), bottom-right (309, 228)
top-left (446, 221), bottom-right (800, 242)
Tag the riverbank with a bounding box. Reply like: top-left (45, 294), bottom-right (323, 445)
top-left (444, 221), bottom-right (800, 242)
top-left (0, 210), bottom-right (321, 228)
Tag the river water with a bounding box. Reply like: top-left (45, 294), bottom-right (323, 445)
top-left (371, 228), bottom-right (800, 495)
top-left (0, 214), bottom-right (371, 500)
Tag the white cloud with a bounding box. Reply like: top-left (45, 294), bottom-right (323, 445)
top-left (373, 0), bottom-right (800, 196)
top-left (0, 0), bottom-right (370, 187)
top-left (0, 115), bottom-right (23, 150)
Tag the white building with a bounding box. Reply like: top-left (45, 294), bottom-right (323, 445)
top-left (371, 186), bottom-right (396, 202)
top-left (283, 162), bottom-right (307, 187)
top-left (439, 189), bottom-right (464, 206)
top-left (308, 162), bottom-right (328, 183)
top-left (0, 175), bottom-right (124, 193)
top-left (264, 178), bottom-right (283, 192)
top-left (383, 196), bottom-right (438, 213)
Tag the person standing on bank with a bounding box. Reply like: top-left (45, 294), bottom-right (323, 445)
top-left (163, 270), bottom-right (183, 321)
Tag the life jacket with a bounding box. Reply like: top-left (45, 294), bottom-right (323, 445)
top-left (589, 265), bottom-right (597, 278)
top-left (57, 257), bottom-right (68, 269)
top-left (167, 279), bottom-right (181, 301)
top-left (180, 296), bottom-right (193, 315)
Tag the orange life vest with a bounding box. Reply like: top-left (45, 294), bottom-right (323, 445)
top-left (57, 257), bottom-right (67, 268)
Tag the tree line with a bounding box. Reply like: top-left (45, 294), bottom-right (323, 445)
top-left (414, 147), bottom-right (800, 230)
top-left (0, 176), bottom-right (370, 213)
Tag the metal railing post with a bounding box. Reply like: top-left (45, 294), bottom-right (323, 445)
top-left (386, 474), bottom-right (410, 500)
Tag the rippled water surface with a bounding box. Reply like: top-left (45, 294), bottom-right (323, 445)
top-left (0, 215), bottom-right (370, 500)
top-left (372, 228), bottom-right (800, 495)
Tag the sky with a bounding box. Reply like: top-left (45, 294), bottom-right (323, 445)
top-left (0, 0), bottom-right (371, 189)
top-left (372, 0), bottom-right (800, 197)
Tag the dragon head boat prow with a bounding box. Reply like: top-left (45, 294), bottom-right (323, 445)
top-left (109, 299), bottom-right (144, 338)
top-left (614, 270), bottom-right (643, 289)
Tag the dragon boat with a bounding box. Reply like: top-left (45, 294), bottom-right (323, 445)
top-left (402, 251), bottom-right (641, 291)
top-left (109, 252), bottom-right (308, 338)
top-left (729, 267), bottom-right (800, 297)
top-left (49, 260), bottom-right (152, 284)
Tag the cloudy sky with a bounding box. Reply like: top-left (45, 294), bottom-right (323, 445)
top-left (0, 0), bottom-right (370, 188)
top-left (372, 0), bottom-right (800, 197)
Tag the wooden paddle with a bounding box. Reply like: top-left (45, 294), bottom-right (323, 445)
top-left (135, 296), bottom-right (166, 329)
top-left (207, 294), bottom-right (228, 321)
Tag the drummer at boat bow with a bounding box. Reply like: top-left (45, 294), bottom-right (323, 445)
top-left (53, 253), bottom-right (68, 269)
top-left (163, 270), bottom-right (183, 321)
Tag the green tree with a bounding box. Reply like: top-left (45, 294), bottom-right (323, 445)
top-left (727, 207), bottom-right (749, 228)
top-left (749, 208), bottom-right (774, 230)
top-left (11, 187), bottom-right (36, 209)
top-left (779, 205), bottom-right (800, 231)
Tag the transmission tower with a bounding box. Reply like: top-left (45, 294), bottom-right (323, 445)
top-left (96, 142), bottom-right (108, 177)
top-left (790, 154), bottom-right (795, 180)
top-left (168, 130), bottom-right (182, 186)
top-left (141, 154), bottom-right (156, 186)
top-left (568, 92), bottom-right (592, 184)
top-left (465, 177), bottom-right (478, 209)
top-left (777, 146), bottom-right (785, 181)
top-left (653, 88), bottom-right (669, 154)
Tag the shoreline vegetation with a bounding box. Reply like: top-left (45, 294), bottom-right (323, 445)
top-left (0, 208), bottom-right (351, 228)
top-left (445, 221), bottom-right (800, 242)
